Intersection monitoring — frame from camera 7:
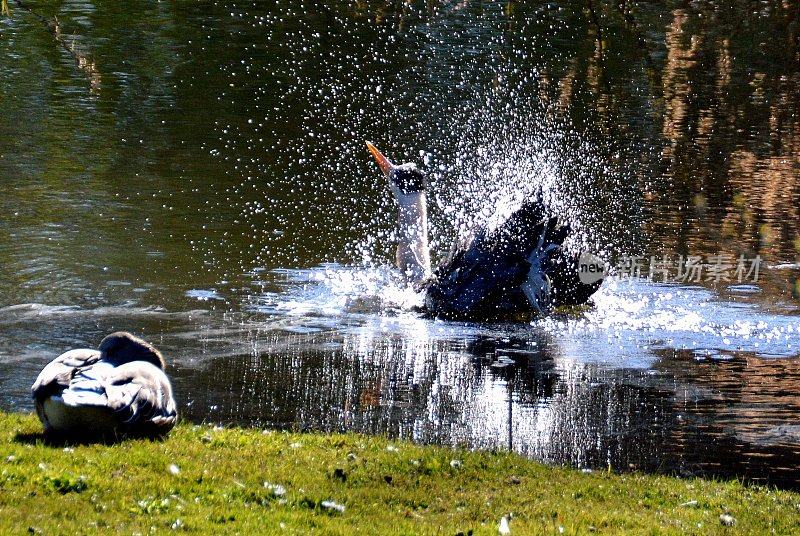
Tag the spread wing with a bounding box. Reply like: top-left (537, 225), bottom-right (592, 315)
top-left (425, 200), bottom-right (568, 319)
top-left (31, 349), bottom-right (102, 402)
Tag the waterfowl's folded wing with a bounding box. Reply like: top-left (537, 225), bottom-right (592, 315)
top-left (435, 227), bottom-right (478, 275)
top-left (31, 349), bottom-right (102, 402)
top-left (58, 362), bottom-right (118, 408)
top-left (103, 362), bottom-right (178, 435)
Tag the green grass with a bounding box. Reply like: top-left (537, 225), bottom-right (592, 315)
top-left (1, 412), bottom-right (799, 534)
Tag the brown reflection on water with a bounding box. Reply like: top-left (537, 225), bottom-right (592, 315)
top-left (640, 5), bottom-right (800, 307)
top-left (661, 8), bottom-right (697, 157)
top-left (657, 349), bottom-right (800, 486)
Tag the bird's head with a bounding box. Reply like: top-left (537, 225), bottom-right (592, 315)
top-left (366, 142), bottom-right (427, 198)
top-left (99, 331), bottom-right (167, 369)
top-left (365, 141), bottom-right (432, 282)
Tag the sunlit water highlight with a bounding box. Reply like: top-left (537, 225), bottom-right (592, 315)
top-left (246, 267), bottom-right (800, 359)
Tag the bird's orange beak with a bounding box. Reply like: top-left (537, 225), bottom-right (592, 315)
top-left (366, 141), bottom-right (394, 176)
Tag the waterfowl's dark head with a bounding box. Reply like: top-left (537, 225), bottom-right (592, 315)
top-left (366, 141), bottom-right (427, 195)
top-left (99, 331), bottom-right (167, 369)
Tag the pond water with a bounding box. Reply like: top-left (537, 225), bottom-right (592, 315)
top-left (1, 1), bottom-right (799, 487)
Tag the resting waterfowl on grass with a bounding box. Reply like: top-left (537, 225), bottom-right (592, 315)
top-left (366, 142), bottom-right (602, 320)
top-left (31, 332), bottom-right (177, 438)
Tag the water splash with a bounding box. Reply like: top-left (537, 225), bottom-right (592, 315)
top-left (205, 3), bottom-right (641, 279)
top-left (244, 265), bottom-right (800, 361)
top-left (542, 278), bottom-right (800, 361)
top-left (247, 264), bottom-right (423, 318)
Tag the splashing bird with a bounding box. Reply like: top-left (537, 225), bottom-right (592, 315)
top-left (31, 332), bottom-right (178, 438)
top-left (366, 142), bottom-right (602, 320)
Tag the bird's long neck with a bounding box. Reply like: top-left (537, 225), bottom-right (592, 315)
top-left (394, 191), bottom-right (431, 284)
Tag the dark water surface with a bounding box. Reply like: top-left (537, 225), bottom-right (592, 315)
top-left (2, 1), bottom-right (800, 487)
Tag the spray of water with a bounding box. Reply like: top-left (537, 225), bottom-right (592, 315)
top-left (199, 3), bottom-right (645, 319)
top-left (178, 2), bottom-right (800, 364)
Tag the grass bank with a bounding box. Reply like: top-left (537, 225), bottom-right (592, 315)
top-left (1, 412), bottom-right (798, 534)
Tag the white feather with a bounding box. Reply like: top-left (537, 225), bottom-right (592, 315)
top-left (59, 362), bottom-right (115, 407)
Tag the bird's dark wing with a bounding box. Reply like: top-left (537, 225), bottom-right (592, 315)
top-left (425, 199), bottom-right (567, 319)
